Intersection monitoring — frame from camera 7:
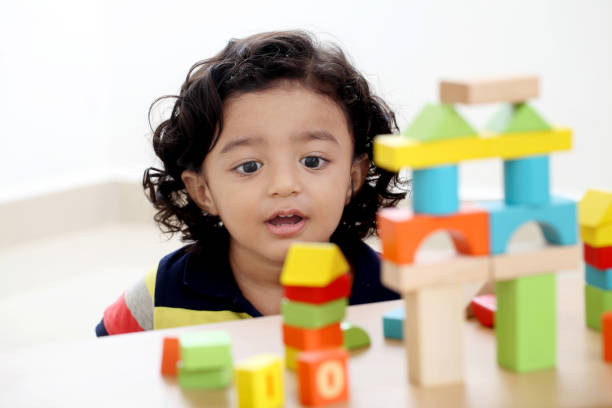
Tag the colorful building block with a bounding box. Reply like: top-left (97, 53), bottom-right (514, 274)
top-left (581, 224), bottom-right (612, 248)
top-left (177, 362), bottom-right (233, 389)
top-left (439, 76), bottom-right (539, 104)
top-left (179, 331), bottom-right (232, 371)
top-left (341, 322), bottom-right (370, 350)
top-left (585, 284), bottom-right (612, 331)
top-left (285, 346), bottom-right (298, 371)
top-left (161, 337), bottom-right (180, 376)
top-left (504, 156), bottom-right (550, 206)
top-left (383, 307), bottom-right (404, 340)
top-left (377, 205), bottom-right (489, 265)
top-left (477, 197), bottom-right (577, 255)
top-left (297, 349), bottom-right (349, 406)
top-left (235, 354), bottom-right (283, 408)
top-left (471, 294), bottom-right (496, 328)
top-left (586, 264), bottom-right (612, 290)
top-left (284, 273), bottom-right (352, 304)
top-left (282, 323), bottom-right (343, 351)
top-left (403, 104), bottom-right (477, 142)
top-left (603, 312), bottom-right (612, 362)
top-left (584, 243), bottom-right (612, 269)
top-left (412, 165), bottom-right (459, 215)
top-left (281, 298), bottom-right (347, 329)
top-left (280, 243), bottom-right (349, 287)
top-left (486, 103), bottom-right (551, 133)
top-left (579, 189), bottom-right (612, 228)
top-left (490, 244), bottom-right (580, 281)
top-left (495, 273), bottom-right (556, 372)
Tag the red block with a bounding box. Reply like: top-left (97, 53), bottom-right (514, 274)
top-left (283, 323), bottom-right (343, 350)
top-left (471, 294), bottom-right (496, 328)
top-left (584, 243), bottom-right (612, 269)
top-left (603, 312), bottom-right (612, 362)
top-left (284, 273), bottom-right (352, 304)
top-left (297, 349), bottom-right (349, 406)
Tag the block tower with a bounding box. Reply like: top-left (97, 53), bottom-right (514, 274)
top-left (373, 76), bottom-right (580, 386)
top-left (580, 190), bottom-right (612, 330)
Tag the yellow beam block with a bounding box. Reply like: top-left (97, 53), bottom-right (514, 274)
top-left (581, 225), bottom-right (612, 248)
top-left (236, 354), bottom-right (283, 408)
top-left (280, 243), bottom-right (349, 287)
top-left (373, 127), bottom-right (571, 171)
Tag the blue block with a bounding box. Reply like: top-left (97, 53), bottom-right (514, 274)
top-left (412, 165), bottom-right (458, 215)
top-left (585, 264), bottom-right (612, 290)
top-left (504, 155), bottom-right (550, 206)
top-left (383, 307), bottom-right (404, 339)
top-left (477, 197), bottom-right (577, 255)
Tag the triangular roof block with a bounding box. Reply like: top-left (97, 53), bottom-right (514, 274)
top-left (485, 103), bottom-right (551, 133)
top-left (280, 242), bottom-right (349, 287)
top-left (403, 104), bottom-right (477, 142)
top-left (579, 189), bottom-right (612, 228)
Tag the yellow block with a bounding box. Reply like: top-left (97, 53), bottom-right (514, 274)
top-left (236, 354), bottom-right (283, 408)
top-left (373, 127), bottom-right (572, 171)
top-left (280, 243), bottom-right (349, 287)
top-left (581, 225), bottom-right (612, 248)
top-left (285, 346), bottom-right (299, 371)
top-left (579, 190), bottom-right (612, 228)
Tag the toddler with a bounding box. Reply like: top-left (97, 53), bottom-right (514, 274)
top-left (96, 30), bottom-right (406, 336)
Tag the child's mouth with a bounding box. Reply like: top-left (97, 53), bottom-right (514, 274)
top-left (268, 215), bottom-right (303, 226)
top-left (265, 211), bottom-right (307, 237)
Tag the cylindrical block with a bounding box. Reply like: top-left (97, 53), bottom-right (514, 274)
top-left (504, 155), bottom-right (550, 205)
top-left (412, 165), bottom-right (459, 215)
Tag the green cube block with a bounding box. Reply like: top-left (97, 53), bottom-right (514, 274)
top-left (281, 298), bottom-right (347, 328)
top-left (179, 331), bottom-right (232, 371)
top-left (585, 284), bottom-right (612, 331)
top-left (341, 322), bottom-right (370, 350)
top-left (495, 273), bottom-right (556, 372)
top-left (178, 362), bottom-right (232, 389)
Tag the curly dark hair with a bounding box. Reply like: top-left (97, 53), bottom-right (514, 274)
top-left (143, 30), bottom-right (407, 251)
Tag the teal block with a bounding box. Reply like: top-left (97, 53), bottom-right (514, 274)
top-left (585, 264), bottom-right (612, 290)
top-left (281, 298), bottom-right (347, 328)
top-left (585, 284), bottom-right (612, 331)
top-left (178, 363), bottom-right (233, 389)
top-left (477, 197), bottom-right (577, 254)
top-left (179, 331), bottom-right (232, 371)
top-left (504, 155), bottom-right (550, 205)
top-left (412, 165), bottom-right (459, 215)
top-left (383, 307), bottom-right (404, 340)
top-left (495, 273), bottom-right (556, 372)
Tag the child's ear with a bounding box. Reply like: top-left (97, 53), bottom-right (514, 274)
top-left (181, 170), bottom-right (219, 216)
top-left (345, 154), bottom-right (370, 205)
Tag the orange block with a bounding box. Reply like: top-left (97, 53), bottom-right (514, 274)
top-left (604, 312), bottom-right (612, 362)
top-left (297, 349), bottom-right (349, 406)
top-left (377, 204), bottom-right (490, 264)
top-left (161, 337), bottom-right (180, 376)
top-left (283, 323), bottom-right (343, 350)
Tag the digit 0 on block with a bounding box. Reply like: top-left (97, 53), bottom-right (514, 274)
top-left (297, 349), bottom-right (349, 406)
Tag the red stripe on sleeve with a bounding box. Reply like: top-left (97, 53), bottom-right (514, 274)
top-left (103, 292), bottom-right (144, 335)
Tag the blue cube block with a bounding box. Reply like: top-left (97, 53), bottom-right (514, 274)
top-left (383, 307), bottom-right (404, 340)
top-left (585, 264), bottom-right (612, 290)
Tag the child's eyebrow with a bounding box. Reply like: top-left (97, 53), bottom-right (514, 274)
top-left (219, 136), bottom-right (264, 154)
top-left (293, 130), bottom-right (340, 145)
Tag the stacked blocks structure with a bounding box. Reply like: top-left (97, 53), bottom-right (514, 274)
top-left (280, 242), bottom-right (351, 406)
top-left (177, 331), bottom-right (233, 389)
top-left (373, 75), bottom-right (580, 385)
top-left (579, 190), bottom-right (612, 330)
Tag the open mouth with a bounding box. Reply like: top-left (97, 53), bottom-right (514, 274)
top-left (267, 214), bottom-right (303, 226)
top-left (265, 211), bottom-right (307, 237)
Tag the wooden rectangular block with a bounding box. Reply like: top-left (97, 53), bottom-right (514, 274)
top-left (160, 337), bottom-right (180, 376)
top-left (585, 284), bottom-right (612, 331)
top-left (584, 243), bottom-right (612, 269)
top-left (297, 349), bottom-right (349, 406)
top-left (604, 312), bottom-right (612, 362)
top-left (581, 224), bottom-right (612, 248)
top-left (284, 273), bottom-right (352, 304)
top-left (178, 362), bottom-right (233, 389)
top-left (439, 76), bottom-right (539, 104)
top-left (282, 323), bottom-right (343, 350)
top-left (282, 298), bottom-right (347, 329)
top-left (235, 354), bottom-right (283, 408)
top-left (285, 346), bottom-right (298, 372)
top-left (179, 331), bottom-right (232, 371)
top-left (383, 307), bottom-right (404, 340)
top-left (490, 244), bottom-right (581, 281)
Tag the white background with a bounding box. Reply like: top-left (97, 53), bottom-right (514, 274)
top-left (1, 0), bottom-right (610, 202)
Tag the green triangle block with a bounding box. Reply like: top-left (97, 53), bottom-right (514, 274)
top-left (486, 103), bottom-right (551, 133)
top-left (403, 104), bottom-right (477, 142)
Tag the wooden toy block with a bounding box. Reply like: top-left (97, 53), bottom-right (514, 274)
top-left (282, 298), bottom-right (347, 329)
top-left (403, 104), bottom-right (477, 142)
top-left (280, 243), bottom-right (349, 287)
top-left (179, 331), bottom-right (232, 371)
top-left (584, 243), bottom-right (612, 269)
top-left (471, 294), bottom-right (496, 327)
top-left (285, 346), bottom-right (298, 371)
top-left (504, 156), bottom-right (550, 206)
top-left (586, 264), bottom-right (612, 290)
top-left (412, 165), bottom-right (459, 215)
top-left (161, 337), bottom-right (180, 376)
top-left (477, 197), bottom-right (577, 255)
top-left (579, 189), bottom-right (612, 228)
top-left (486, 103), bottom-right (551, 133)
top-left (178, 362), bottom-right (233, 389)
top-left (282, 323), bottom-right (343, 350)
top-left (381, 254), bottom-right (489, 292)
top-left (603, 312), bottom-right (612, 362)
top-left (585, 284), bottom-right (612, 331)
top-left (377, 205), bottom-right (489, 265)
top-left (284, 273), bottom-right (352, 304)
top-left (235, 354), bottom-right (283, 408)
top-left (341, 322), bottom-right (370, 350)
top-left (581, 224), bottom-right (612, 248)
top-left (373, 127), bottom-right (571, 171)
top-left (490, 244), bottom-right (581, 281)
top-left (383, 307), bottom-right (404, 340)
top-left (495, 273), bottom-right (556, 372)
top-left (439, 75), bottom-right (539, 104)
top-left (403, 283), bottom-right (465, 386)
top-left (297, 349), bottom-right (349, 406)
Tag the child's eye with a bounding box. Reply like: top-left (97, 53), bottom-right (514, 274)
top-left (234, 160), bottom-right (262, 174)
top-left (300, 156), bottom-right (328, 169)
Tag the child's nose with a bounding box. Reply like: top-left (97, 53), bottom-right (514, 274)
top-left (267, 164), bottom-right (302, 197)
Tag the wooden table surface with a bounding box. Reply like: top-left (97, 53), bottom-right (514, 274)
top-left (1, 272), bottom-right (611, 407)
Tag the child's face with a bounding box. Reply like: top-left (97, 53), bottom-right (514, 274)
top-left (184, 81), bottom-right (367, 266)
